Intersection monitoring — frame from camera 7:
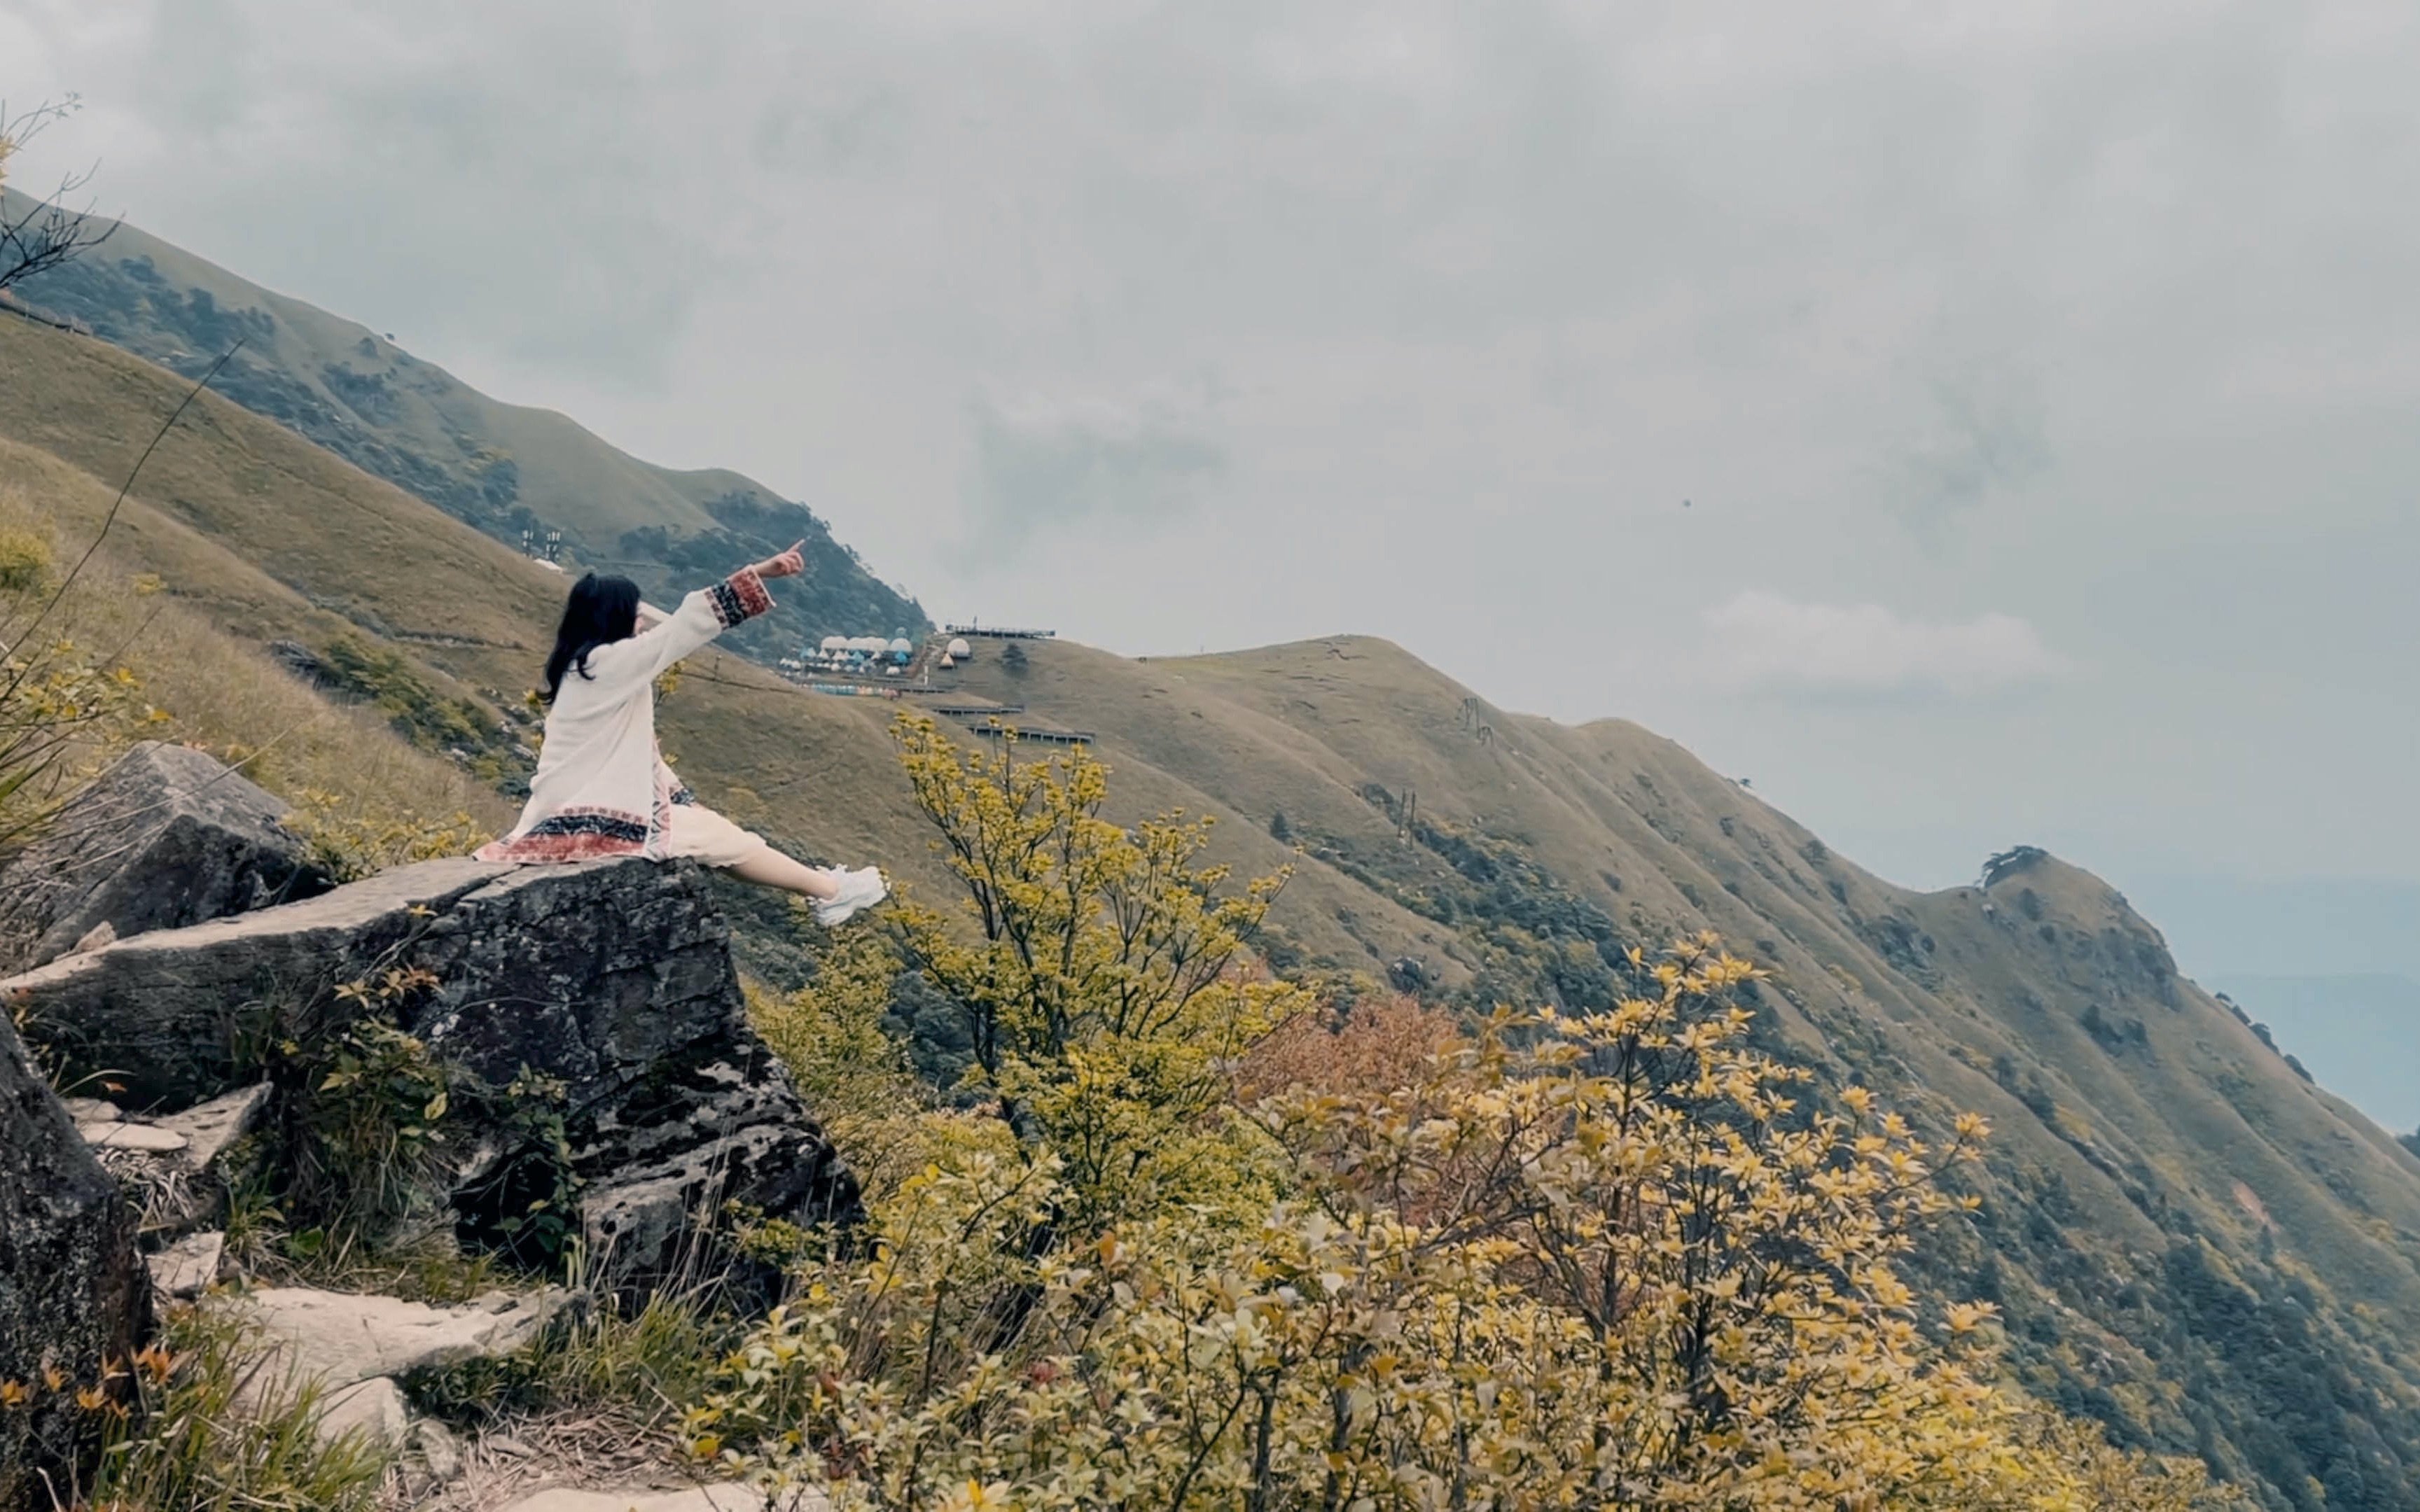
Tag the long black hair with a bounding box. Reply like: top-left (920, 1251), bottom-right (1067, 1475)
top-left (542, 573), bottom-right (642, 702)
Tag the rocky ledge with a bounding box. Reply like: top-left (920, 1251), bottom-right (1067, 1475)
top-left (4, 843), bottom-right (861, 1288)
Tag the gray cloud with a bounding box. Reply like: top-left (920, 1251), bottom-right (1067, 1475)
top-left (1882, 363), bottom-right (2053, 539)
top-left (1692, 591), bottom-right (2063, 700)
top-left (957, 384), bottom-right (1229, 562)
top-left (751, 88), bottom-right (912, 178)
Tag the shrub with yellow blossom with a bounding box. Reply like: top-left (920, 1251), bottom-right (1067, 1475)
top-left (681, 724), bottom-right (2237, 1511)
top-left (884, 714), bottom-right (1313, 1231)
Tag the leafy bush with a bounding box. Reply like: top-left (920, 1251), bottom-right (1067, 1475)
top-left (693, 941), bottom-right (2224, 1509)
top-left (0, 636), bottom-right (155, 844)
top-left (1232, 992), bottom-right (1461, 1104)
top-left (0, 507), bottom-right (162, 846)
top-left (887, 713), bottom-right (1312, 1231)
top-left (679, 731), bottom-right (2231, 1511)
top-left (282, 967), bottom-right (453, 1246)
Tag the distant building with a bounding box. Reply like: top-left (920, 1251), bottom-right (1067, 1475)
top-left (944, 622), bottom-right (1055, 640)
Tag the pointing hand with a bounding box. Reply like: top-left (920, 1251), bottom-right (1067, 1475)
top-left (756, 540), bottom-right (807, 580)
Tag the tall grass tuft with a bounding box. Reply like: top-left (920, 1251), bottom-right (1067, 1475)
top-left (41, 1307), bottom-right (389, 1512)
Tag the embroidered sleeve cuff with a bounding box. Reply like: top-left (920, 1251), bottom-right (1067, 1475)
top-left (708, 567), bottom-right (774, 629)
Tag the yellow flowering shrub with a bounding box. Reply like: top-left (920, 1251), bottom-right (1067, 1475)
top-left (886, 713), bottom-right (1313, 1231)
top-left (681, 729), bottom-right (2235, 1511)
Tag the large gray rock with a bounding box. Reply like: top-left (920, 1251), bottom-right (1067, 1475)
top-left (2, 856), bottom-right (863, 1286)
top-left (0, 741), bottom-right (333, 973)
top-left (0, 1008), bottom-right (148, 1504)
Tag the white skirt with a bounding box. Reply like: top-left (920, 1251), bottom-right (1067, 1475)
top-left (662, 803), bottom-right (775, 869)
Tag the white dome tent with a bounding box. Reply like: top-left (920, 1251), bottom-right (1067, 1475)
top-left (945, 637), bottom-right (972, 659)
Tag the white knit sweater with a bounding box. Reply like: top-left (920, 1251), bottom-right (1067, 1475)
top-left (477, 567), bottom-right (771, 862)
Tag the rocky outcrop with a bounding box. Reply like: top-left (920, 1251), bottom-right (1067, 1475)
top-left (0, 1007), bottom-right (148, 1502)
top-left (0, 741), bottom-right (331, 973)
top-left (3, 855), bottom-right (862, 1286)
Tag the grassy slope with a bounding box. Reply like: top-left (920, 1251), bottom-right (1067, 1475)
top-left (8, 312), bottom-right (2420, 1506)
top-left (0, 189), bottom-right (926, 658)
top-left (0, 442), bottom-right (507, 841)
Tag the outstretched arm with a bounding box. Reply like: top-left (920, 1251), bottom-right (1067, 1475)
top-left (587, 542), bottom-right (805, 690)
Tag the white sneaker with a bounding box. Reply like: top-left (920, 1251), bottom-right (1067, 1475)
top-left (813, 866), bottom-right (888, 927)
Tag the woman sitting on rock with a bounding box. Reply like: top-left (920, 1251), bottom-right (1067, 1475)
top-left (476, 542), bottom-right (889, 926)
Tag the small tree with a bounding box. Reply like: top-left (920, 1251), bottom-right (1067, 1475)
top-left (0, 97), bottom-right (116, 296)
top-left (886, 712), bottom-right (1308, 1230)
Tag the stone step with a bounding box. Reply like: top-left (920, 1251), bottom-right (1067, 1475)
top-left (237, 1284), bottom-right (566, 1385)
top-left (79, 1120), bottom-right (189, 1154)
top-left (146, 1230), bottom-right (225, 1299)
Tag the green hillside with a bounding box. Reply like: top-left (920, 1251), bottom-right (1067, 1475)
top-left (7, 306), bottom-right (2420, 1508)
top-left (0, 189), bottom-right (926, 664)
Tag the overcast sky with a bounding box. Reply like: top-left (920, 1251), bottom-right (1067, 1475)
top-left (9, 1), bottom-right (2419, 924)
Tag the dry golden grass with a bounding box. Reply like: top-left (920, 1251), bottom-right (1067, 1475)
top-left (0, 449), bottom-right (508, 834)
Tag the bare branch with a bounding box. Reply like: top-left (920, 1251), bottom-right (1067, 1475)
top-left (0, 96), bottom-right (119, 297)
